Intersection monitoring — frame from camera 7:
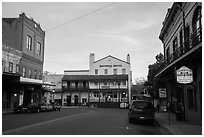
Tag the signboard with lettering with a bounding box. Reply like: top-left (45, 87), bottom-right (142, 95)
top-left (176, 66), bottom-right (193, 84)
top-left (159, 88), bottom-right (166, 98)
top-left (100, 65), bottom-right (122, 67)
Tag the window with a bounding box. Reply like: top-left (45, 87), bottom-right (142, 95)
top-left (36, 42), bottom-right (41, 55)
top-left (179, 30), bottom-right (183, 55)
top-left (70, 82), bottom-right (75, 87)
top-left (26, 35), bottom-right (32, 50)
top-left (104, 69), bottom-right (108, 75)
top-left (122, 81), bottom-right (126, 86)
top-left (95, 69), bottom-right (98, 75)
top-left (173, 37), bottom-right (178, 52)
top-left (113, 69), bottom-right (117, 75)
top-left (166, 47), bottom-right (170, 63)
top-left (16, 64), bottom-right (19, 74)
top-left (122, 68), bottom-right (126, 74)
top-left (104, 82), bottom-right (107, 86)
top-left (39, 72), bottom-right (42, 79)
top-left (22, 67), bottom-right (26, 77)
top-left (34, 70), bottom-right (37, 79)
top-left (28, 69), bottom-right (32, 78)
top-left (9, 62), bottom-right (13, 72)
top-left (192, 6), bottom-right (202, 45)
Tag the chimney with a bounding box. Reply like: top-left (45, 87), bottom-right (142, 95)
top-left (127, 54), bottom-right (130, 63)
top-left (89, 53), bottom-right (95, 74)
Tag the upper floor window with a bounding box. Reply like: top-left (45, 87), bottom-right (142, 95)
top-left (28, 69), bottom-right (32, 78)
top-left (36, 42), bottom-right (41, 55)
top-left (70, 82), bottom-right (75, 87)
top-left (122, 68), bottom-right (126, 74)
top-left (173, 37), bottom-right (178, 52)
top-left (22, 67), bottom-right (26, 77)
top-left (26, 35), bottom-right (32, 50)
top-left (39, 72), bottom-right (42, 80)
top-left (16, 64), bottom-right (19, 74)
top-left (192, 6), bottom-right (202, 43)
top-left (34, 70), bottom-right (37, 79)
top-left (9, 62), bottom-right (13, 72)
top-left (95, 69), bottom-right (98, 75)
top-left (113, 69), bottom-right (117, 75)
top-left (104, 69), bottom-right (108, 75)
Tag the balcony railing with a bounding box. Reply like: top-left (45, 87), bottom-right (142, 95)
top-left (166, 26), bottom-right (202, 65)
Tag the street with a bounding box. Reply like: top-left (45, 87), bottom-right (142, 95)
top-left (2, 108), bottom-right (167, 135)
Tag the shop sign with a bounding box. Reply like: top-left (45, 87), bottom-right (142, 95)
top-left (159, 88), bottom-right (166, 98)
top-left (176, 66), bottom-right (193, 84)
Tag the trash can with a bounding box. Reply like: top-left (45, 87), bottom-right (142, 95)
top-left (175, 111), bottom-right (182, 121)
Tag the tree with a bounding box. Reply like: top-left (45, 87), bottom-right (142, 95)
top-left (146, 53), bottom-right (165, 98)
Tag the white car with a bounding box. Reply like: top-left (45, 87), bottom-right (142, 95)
top-left (120, 102), bottom-right (129, 108)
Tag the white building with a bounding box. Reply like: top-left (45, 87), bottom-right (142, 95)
top-left (62, 53), bottom-right (132, 107)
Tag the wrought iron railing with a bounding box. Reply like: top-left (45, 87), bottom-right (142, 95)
top-left (166, 26), bottom-right (202, 66)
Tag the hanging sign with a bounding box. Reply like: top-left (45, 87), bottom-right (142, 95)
top-left (176, 66), bottom-right (193, 84)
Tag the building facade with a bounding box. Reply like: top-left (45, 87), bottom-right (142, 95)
top-left (43, 74), bottom-right (63, 105)
top-left (2, 13), bottom-right (45, 110)
top-left (62, 53), bottom-right (132, 107)
top-left (157, 2), bottom-right (202, 124)
top-left (2, 44), bottom-right (22, 112)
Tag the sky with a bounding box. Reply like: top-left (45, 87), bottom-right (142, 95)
top-left (2, 2), bottom-right (173, 83)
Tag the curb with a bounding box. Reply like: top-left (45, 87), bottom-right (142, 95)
top-left (154, 119), bottom-right (174, 135)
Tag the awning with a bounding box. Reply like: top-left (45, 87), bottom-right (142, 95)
top-left (20, 77), bottom-right (43, 85)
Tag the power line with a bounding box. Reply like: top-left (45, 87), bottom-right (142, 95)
top-left (46, 2), bottom-right (117, 32)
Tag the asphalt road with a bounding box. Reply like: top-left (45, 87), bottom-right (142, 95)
top-left (2, 108), bottom-right (166, 135)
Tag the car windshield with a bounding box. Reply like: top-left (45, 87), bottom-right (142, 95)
top-left (131, 101), bottom-right (152, 109)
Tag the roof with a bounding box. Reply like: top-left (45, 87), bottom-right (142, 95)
top-left (64, 70), bottom-right (89, 72)
top-left (94, 55), bottom-right (130, 64)
top-left (62, 75), bottom-right (128, 81)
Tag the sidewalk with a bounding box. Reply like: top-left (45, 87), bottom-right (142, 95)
top-left (154, 112), bottom-right (202, 135)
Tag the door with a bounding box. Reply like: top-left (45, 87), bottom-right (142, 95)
top-left (74, 95), bottom-right (78, 106)
top-left (67, 95), bottom-right (71, 106)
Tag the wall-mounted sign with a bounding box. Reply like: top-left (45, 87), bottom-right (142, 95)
top-left (176, 66), bottom-right (193, 84)
top-left (159, 88), bottom-right (166, 98)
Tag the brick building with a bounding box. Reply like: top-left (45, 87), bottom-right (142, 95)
top-left (156, 2), bottom-right (202, 124)
top-left (2, 13), bottom-right (45, 111)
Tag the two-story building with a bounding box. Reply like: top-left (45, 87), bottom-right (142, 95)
top-left (62, 53), bottom-right (132, 107)
top-left (156, 2), bottom-right (202, 124)
top-left (2, 13), bottom-right (45, 109)
top-left (2, 44), bottom-right (22, 112)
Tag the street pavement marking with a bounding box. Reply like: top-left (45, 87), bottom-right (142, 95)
top-left (3, 110), bottom-right (94, 135)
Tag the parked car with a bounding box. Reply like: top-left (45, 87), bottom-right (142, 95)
top-left (120, 102), bottom-right (129, 109)
top-left (14, 104), bottom-right (28, 113)
top-left (52, 104), bottom-right (61, 111)
top-left (14, 103), bottom-right (41, 113)
top-left (128, 100), bottom-right (154, 123)
top-left (40, 103), bottom-right (53, 112)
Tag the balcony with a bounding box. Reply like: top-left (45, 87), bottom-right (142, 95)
top-left (167, 26), bottom-right (202, 65)
top-left (156, 26), bottom-right (202, 77)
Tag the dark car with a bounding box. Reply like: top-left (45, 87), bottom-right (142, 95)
top-left (14, 103), bottom-right (41, 113)
top-left (14, 104), bottom-right (28, 113)
top-left (128, 100), bottom-right (154, 123)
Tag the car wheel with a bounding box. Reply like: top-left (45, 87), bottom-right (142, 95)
top-left (27, 109), bottom-right (31, 113)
